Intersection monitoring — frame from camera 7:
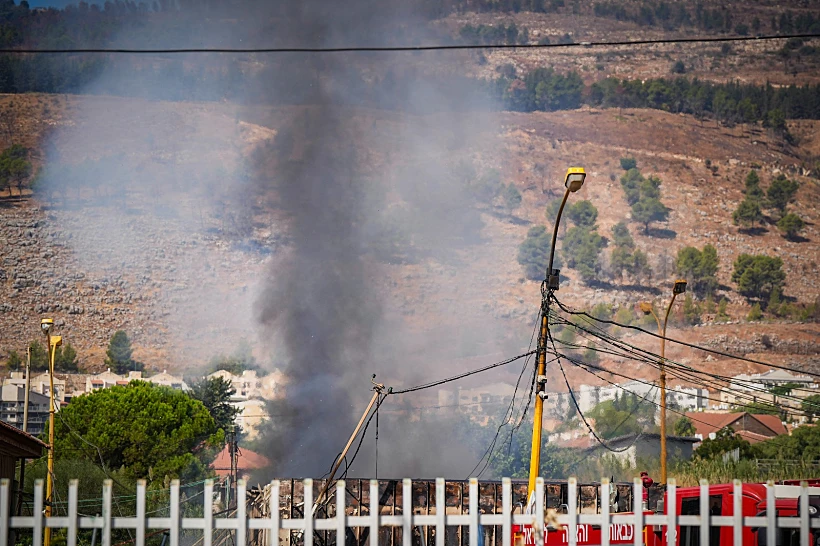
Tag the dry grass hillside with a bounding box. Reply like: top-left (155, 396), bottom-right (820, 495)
top-left (0, 92), bottom-right (817, 394)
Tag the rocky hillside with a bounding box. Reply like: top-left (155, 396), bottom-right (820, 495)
top-left (0, 92), bottom-right (817, 390)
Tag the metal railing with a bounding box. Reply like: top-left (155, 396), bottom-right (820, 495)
top-left (2, 477), bottom-right (820, 546)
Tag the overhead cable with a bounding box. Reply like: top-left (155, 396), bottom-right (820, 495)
top-left (552, 297), bottom-right (820, 379)
top-left (389, 350), bottom-right (537, 394)
top-left (0, 33), bottom-right (817, 55)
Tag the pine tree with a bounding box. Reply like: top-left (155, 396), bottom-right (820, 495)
top-left (777, 212), bottom-right (804, 240)
top-left (747, 303), bottom-right (763, 321)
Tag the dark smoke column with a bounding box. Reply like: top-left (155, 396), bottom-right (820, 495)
top-left (254, 1), bottom-right (389, 476)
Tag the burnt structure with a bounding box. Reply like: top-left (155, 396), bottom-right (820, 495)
top-left (247, 479), bottom-right (639, 546)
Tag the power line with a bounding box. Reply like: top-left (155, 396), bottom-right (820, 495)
top-left (552, 297), bottom-right (820, 379)
top-left (548, 329), bottom-right (638, 454)
top-left (388, 350), bottom-right (537, 394)
top-left (0, 32), bottom-right (817, 55)
top-left (471, 315), bottom-right (542, 479)
top-left (549, 308), bottom-right (820, 415)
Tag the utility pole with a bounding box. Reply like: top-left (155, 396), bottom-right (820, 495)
top-left (23, 346), bottom-right (31, 433)
top-left (527, 168), bottom-right (586, 501)
top-left (313, 375), bottom-right (384, 514)
top-left (41, 318), bottom-right (61, 546)
top-left (16, 347), bottom-right (32, 518)
top-left (639, 279), bottom-right (686, 485)
top-left (229, 426), bottom-right (238, 508)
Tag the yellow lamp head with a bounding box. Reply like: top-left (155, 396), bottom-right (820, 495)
top-left (564, 167), bottom-right (586, 192)
top-left (639, 302), bottom-right (653, 315)
top-left (673, 280), bottom-right (688, 295)
top-left (41, 318), bottom-right (53, 335)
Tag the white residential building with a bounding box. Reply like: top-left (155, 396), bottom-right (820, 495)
top-left (206, 369), bottom-right (282, 401)
top-left (145, 370), bottom-right (189, 391)
top-left (727, 369), bottom-right (815, 395)
top-left (437, 382), bottom-right (518, 415)
top-left (0, 385), bottom-right (51, 435)
top-left (546, 381), bottom-right (707, 418)
top-left (4, 372), bottom-right (68, 404)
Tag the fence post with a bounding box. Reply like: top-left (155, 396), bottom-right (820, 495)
top-left (0, 479), bottom-right (9, 546)
top-left (403, 480), bottom-right (412, 546)
top-left (67, 480), bottom-right (78, 546)
top-left (699, 480), bottom-right (709, 546)
top-left (567, 478), bottom-right (577, 546)
top-left (665, 479), bottom-right (675, 546)
top-left (535, 479), bottom-right (544, 546)
top-left (101, 480), bottom-right (112, 546)
top-left (237, 480), bottom-right (247, 546)
top-left (800, 481), bottom-right (809, 546)
top-left (469, 479), bottom-right (478, 546)
top-left (502, 479), bottom-right (511, 546)
top-left (732, 480), bottom-right (742, 546)
top-left (304, 479), bottom-right (314, 546)
top-left (435, 479), bottom-right (444, 546)
top-left (370, 480), bottom-right (379, 546)
top-left (600, 479), bottom-right (610, 546)
top-left (766, 480), bottom-right (775, 546)
top-left (135, 480), bottom-right (145, 546)
top-left (335, 481), bottom-right (344, 546)
top-left (632, 479), bottom-right (642, 546)
top-left (204, 480), bottom-right (214, 546)
top-left (169, 480), bottom-right (180, 546)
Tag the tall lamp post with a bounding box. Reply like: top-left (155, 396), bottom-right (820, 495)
top-left (639, 279), bottom-right (687, 485)
top-left (527, 167), bottom-right (586, 499)
top-left (41, 318), bottom-right (61, 546)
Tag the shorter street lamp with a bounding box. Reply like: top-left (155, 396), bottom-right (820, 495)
top-left (41, 318), bottom-right (61, 546)
top-left (640, 279), bottom-right (687, 485)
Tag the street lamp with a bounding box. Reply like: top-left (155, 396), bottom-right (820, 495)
top-left (528, 167), bottom-right (586, 499)
top-left (639, 279), bottom-right (687, 485)
top-left (41, 318), bottom-right (61, 546)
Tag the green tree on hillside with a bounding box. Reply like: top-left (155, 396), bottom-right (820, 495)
top-left (731, 254), bottom-right (786, 301)
top-left (610, 222), bottom-right (652, 284)
top-left (28, 340), bottom-right (49, 372)
top-left (777, 212), bottom-right (805, 240)
top-left (0, 144), bottom-right (31, 196)
top-left (566, 200), bottom-right (598, 228)
top-left (518, 225), bottom-right (559, 280)
top-left (105, 330), bottom-right (144, 374)
top-left (51, 381), bottom-right (221, 482)
top-left (632, 196), bottom-right (669, 233)
top-left (743, 170), bottom-right (764, 202)
top-left (54, 341), bottom-right (78, 372)
top-left (562, 226), bottom-right (606, 283)
top-left (732, 199), bottom-right (764, 228)
top-left (675, 245), bottom-right (719, 296)
top-left (766, 174), bottom-right (799, 215)
top-left (473, 169), bottom-right (504, 204)
top-left (502, 183), bottom-right (522, 215)
top-left (611, 221), bottom-right (634, 248)
top-left (620, 169), bottom-right (669, 233)
top-left (619, 157), bottom-right (637, 171)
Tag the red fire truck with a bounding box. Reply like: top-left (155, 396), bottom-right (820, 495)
top-left (513, 482), bottom-right (820, 546)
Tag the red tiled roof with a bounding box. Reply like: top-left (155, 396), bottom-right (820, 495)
top-left (686, 412), bottom-right (786, 441)
top-left (211, 446), bottom-right (270, 477)
top-left (752, 414), bottom-right (788, 436)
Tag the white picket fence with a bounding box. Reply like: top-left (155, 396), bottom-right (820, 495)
top-left (2, 477), bottom-right (820, 546)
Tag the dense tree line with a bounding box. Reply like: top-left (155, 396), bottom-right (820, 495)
top-left (485, 71), bottom-right (820, 125)
top-left (459, 23), bottom-right (528, 45)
